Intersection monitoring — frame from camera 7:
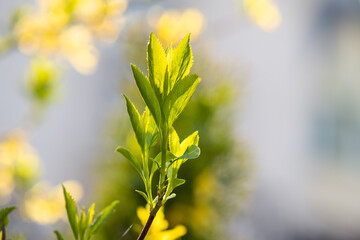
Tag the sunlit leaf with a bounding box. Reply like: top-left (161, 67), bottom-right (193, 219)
top-left (169, 127), bottom-right (180, 156)
top-left (87, 204), bottom-right (95, 226)
top-left (87, 200), bottom-right (119, 238)
top-left (62, 185), bottom-right (79, 240)
top-left (115, 147), bottom-right (142, 176)
top-left (169, 34), bottom-right (193, 89)
top-left (148, 32), bottom-right (167, 100)
top-left (131, 64), bottom-right (162, 126)
top-left (164, 74), bottom-right (200, 126)
top-left (123, 94), bottom-right (145, 149)
top-left (79, 209), bottom-right (87, 239)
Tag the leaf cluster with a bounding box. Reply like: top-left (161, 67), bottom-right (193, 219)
top-left (54, 186), bottom-right (119, 240)
top-left (116, 33), bottom-right (201, 210)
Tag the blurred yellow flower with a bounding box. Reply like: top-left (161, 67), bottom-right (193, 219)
top-left (22, 180), bottom-right (83, 225)
top-left (26, 57), bottom-right (60, 103)
top-left (75, 0), bottom-right (128, 43)
top-left (137, 206), bottom-right (186, 240)
top-left (14, 0), bottom-right (127, 74)
top-left (244, 0), bottom-right (281, 31)
top-left (0, 130), bottom-right (40, 204)
top-left (152, 8), bottom-right (205, 45)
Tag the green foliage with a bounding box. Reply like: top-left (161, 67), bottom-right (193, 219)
top-left (116, 33), bottom-right (200, 211)
top-left (0, 207), bottom-right (15, 228)
top-left (55, 186), bottom-right (119, 240)
top-left (95, 41), bottom-right (248, 239)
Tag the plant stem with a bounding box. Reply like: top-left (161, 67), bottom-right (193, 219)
top-left (159, 125), bottom-right (168, 192)
top-left (1, 220), bottom-right (5, 240)
top-left (136, 196), bottom-right (162, 240)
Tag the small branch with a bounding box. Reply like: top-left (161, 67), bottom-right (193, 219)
top-left (2, 220), bottom-right (6, 240)
top-left (137, 192), bottom-right (164, 240)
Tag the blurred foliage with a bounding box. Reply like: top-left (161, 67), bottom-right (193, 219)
top-left (94, 9), bottom-right (249, 240)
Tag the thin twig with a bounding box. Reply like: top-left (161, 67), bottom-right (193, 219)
top-left (2, 220), bottom-right (6, 240)
top-left (136, 191), bottom-right (164, 240)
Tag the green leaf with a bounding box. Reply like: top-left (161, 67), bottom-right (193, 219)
top-left (180, 131), bottom-right (199, 151)
top-left (164, 74), bottom-right (200, 126)
top-left (62, 185), bottom-right (79, 240)
top-left (135, 190), bottom-right (149, 203)
top-left (115, 147), bottom-right (142, 176)
top-left (173, 178), bottom-right (186, 189)
top-left (123, 95), bottom-right (145, 149)
top-left (169, 34), bottom-right (193, 90)
top-left (178, 145), bottom-right (200, 160)
top-left (0, 207), bottom-right (15, 224)
top-left (169, 127), bottom-right (180, 156)
top-left (79, 209), bottom-right (87, 239)
top-left (131, 64), bottom-right (162, 126)
top-left (142, 108), bottom-right (159, 151)
top-left (86, 204), bottom-right (95, 226)
top-left (166, 193), bottom-right (176, 201)
top-left (54, 231), bottom-right (64, 240)
top-left (87, 201), bottom-right (119, 239)
top-left (148, 32), bottom-right (167, 100)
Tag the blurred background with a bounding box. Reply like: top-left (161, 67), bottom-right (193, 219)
top-left (1, 0), bottom-right (360, 239)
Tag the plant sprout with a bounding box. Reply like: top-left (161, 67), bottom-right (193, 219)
top-left (116, 33), bottom-right (201, 239)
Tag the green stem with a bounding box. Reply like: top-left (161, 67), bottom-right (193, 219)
top-left (159, 125), bottom-right (168, 193)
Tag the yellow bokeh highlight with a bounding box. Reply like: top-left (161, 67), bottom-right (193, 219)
top-left (0, 130), bottom-right (40, 204)
top-left (244, 0), bottom-right (281, 31)
top-left (22, 180), bottom-right (83, 225)
top-left (14, 0), bottom-right (127, 74)
top-left (152, 8), bottom-right (205, 45)
top-left (137, 206), bottom-right (187, 240)
top-left (75, 0), bottom-right (127, 43)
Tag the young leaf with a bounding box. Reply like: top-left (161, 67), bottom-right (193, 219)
top-left (169, 127), bottom-right (180, 156)
top-left (115, 147), bottom-right (142, 176)
top-left (178, 145), bottom-right (200, 160)
top-left (135, 190), bottom-right (149, 203)
top-left (123, 95), bottom-right (145, 149)
top-left (131, 64), bottom-right (162, 126)
top-left (54, 231), bottom-right (65, 240)
top-left (172, 178), bottom-right (186, 189)
top-left (62, 185), bottom-right (79, 240)
top-left (169, 34), bottom-right (193, 89)
top-left (79, 209), bottom-right (87, 239)
top-left (142, 109), bottom-right (158, 151)
top-left (87, 200), bottom-right (119, 239)
top-left (86, 204), bottom-right (95, 226)
top-left (0, 207), bottom-right (15, 224)
top-left (180, 131), bottom-right (199, 152)
top-left (164, 74), bottom-right (200, 126)
top-left (147, 32), bottom-right (167, 99)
